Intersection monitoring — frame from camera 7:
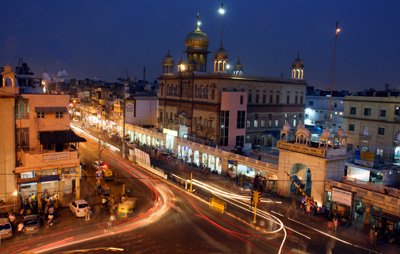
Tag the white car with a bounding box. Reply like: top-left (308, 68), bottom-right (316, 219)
top-left (70, 200), bottom-right (90, 217)
top-left (93, 161), bottom-right (107, 170)
top-left (0, 218), bottom-right (12, 239)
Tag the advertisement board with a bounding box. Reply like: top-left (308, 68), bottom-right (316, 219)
top-left (331, 187), bottom-right (353, 206)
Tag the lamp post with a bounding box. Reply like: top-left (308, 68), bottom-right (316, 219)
top-left (327, 22), bottom-right (340, 131)
top-left (219, 3), bottom-right (225, 47)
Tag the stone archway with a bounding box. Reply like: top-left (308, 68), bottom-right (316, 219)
top-left (288, 163), bottom-right (312, 200)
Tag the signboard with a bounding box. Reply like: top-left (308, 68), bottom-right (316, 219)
top-left (96, 170), bottom-right (102, 179)
top-left (43, 152), bottom-right (70, 162)
top-left (277, 141), bottom-right (326, 157)
top-left (331, 187), bottom-right (353, 206)
top-left (163, 128), bottom-right (178, 137)
top-left (125, 100), bottom-right (135, 125)
top-left (354, 150), bottom-right (374, 168)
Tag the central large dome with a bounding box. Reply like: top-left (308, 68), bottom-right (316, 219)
top-left (185, 27), bottom-right (209, 51)
top-left (185, 15), bottom-right (209, 51)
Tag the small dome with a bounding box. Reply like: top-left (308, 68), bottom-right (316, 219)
top-left (297, 122), bottom-right (305, 130)
top-left (283, 122), bottom-right (291, 132)
top-left (234, 57), bottom-right (243, 71)
top-left (337, 128), bottom-right (346, 137)
top-left (185, 15), bottom-right (209, 51)
top-left (292, 52), bottom-right (304, 68)
top-left (3, 62), bottom-right (12, 73)
top-left (162, 49), bottom-right (174, 64)
top-left (214, 46), bottom-right (228, 59)
top-left (178, 58), bottom-right (185, 65)
top-left (322, 129), bottom-right (332, 138)
top-left (295, 128), bottom-right (311, 137)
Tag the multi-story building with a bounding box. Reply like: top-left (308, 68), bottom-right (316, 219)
top-left (1, 62), bottom-right (86, 211)
top-left (157, 15), bottom-right (307, 152)
top-left (304, 95), bottom-right (344, 132)
top-left (343, 93), bottom-right (400, 163)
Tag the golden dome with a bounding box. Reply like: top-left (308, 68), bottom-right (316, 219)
top-left (214, 46), bottom-right (228, 59)
top-left (185, 14), bottom-right (209, 51)
top-left (162, 49), bottom-right (174, 64)
top-left (292, 52), bottom-right (304, 68)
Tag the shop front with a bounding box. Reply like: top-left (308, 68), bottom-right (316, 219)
top-left (193, 151), bottom-right (200, 166)
top-left (163, 128), bottom-right (177, 152)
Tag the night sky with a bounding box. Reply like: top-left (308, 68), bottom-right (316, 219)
top-left (2, 0), bottom-right (400, 92)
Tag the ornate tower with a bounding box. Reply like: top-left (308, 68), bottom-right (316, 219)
top-left (184, 14), bottom-right (210, 72)
top-left (233, 57), bottom-right (243, 75)
top-left (291, 52), bottom-right (304, 79)
top-left (162, 49), bottom-right (174, 75)
top-left (2, 63), bottom-right (17, 87)
top-left (213, 46), bottom-right (228, 73)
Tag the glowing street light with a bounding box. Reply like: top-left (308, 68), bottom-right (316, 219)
top-left (13, 190), bottom-right (18, 212)
top-left (219, 4), bottom-right (225, 15)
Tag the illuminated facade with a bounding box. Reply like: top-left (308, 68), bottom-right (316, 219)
top-left (158, 15), bottom-right (307, 151)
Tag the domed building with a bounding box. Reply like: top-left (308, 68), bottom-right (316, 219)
top-left (158, 13), bottom-right (307, 154)
top-left (184, 14), bottom-right (210, 72)
top-left (213, 46), bottom-right (228, 73)
top-left (162, 49), bottom-right (174, 75)
top-left (291, 52), bottom-right (304, 79)
top-left (233, 57), bottom-right (243, 75)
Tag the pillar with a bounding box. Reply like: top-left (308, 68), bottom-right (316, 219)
top-left (221, 158), bottom-right (229, 175)
top-left (75, 166), bottom-right (80, 200)
top-left (364, 205), bottom-right (371, 225)
top-left (37, 171), bottom-right (42, 211)
top-left (57, 168), bottom-right (63, 205)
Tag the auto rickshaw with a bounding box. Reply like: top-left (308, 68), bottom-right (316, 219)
top-left (103, 168), bottom-right (114, 181)
top-left (118, 197), bottom-right (138, 217)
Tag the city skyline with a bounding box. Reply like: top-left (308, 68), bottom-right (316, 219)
top-left (2, 0), bottom-right (400, 92)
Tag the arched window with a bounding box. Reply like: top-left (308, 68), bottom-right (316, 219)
top-left (206, 85), bottom-right (209, 99)
top-left (211, 89), bottom-right (215, 100)
top-left (200, 85), bottom-right (204, 98)
top-left (167, 85), bottom-right (170, 96)
top-left (160, 83), bottom-right (164, 96)
top-left (195, 85), bottom-right (198, 98)
top-left (175, 85), bottom-right (178, 97)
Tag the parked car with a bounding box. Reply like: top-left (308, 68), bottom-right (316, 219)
top-left (0, 218), bottom-right (12, 239)
top-left (23, 215), bottom-right (40, 234)
top-left (93, 161), bottom-right (107, 170)
top-left (157, 152), bottom-right (172, 161)
top-left (70, 200), bottom-right (90, 217)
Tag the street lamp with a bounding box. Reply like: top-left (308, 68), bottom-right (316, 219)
top-left (327, 21), bottom-right (340, 131)
top-left (219, 3), bottom-right (225, 46)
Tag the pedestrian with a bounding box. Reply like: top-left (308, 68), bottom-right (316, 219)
top-left (85, 207), bottom-right (91, 221)
top-left (8, 211), bottom-right (16, 227)
top-left (48, 205), bottom-right (55, 216)
top-left (17, 220), bottom-right (24, 238)
top-left (333, 218), bottom-right (338, 231)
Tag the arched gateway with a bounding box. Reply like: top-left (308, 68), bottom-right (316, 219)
top-left (277, 124), bottom-right (348, 206)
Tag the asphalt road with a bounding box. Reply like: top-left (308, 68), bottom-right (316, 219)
top-left (0, 125), bottom-right (377, 254)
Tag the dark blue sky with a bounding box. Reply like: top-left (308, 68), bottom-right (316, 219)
top-left (2, 0), bottom-right (400, 92)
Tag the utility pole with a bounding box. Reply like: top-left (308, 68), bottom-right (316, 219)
top-left (327, 21), bottom-right (340, 131)
top-left (122, 81), bottom-right (127, 159)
